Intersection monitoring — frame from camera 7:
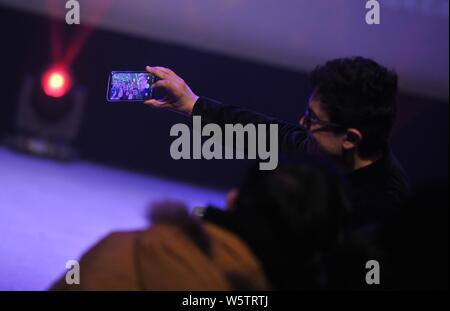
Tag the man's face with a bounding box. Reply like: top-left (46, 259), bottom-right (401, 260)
top-left (299, 98), bottom-right (346, 159)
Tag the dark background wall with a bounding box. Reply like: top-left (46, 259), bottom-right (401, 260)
top-left (0, 7), bottom-right (448, 190)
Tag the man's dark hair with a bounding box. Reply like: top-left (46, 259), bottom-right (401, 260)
top-left (311, 56), bottom-right (398, 157)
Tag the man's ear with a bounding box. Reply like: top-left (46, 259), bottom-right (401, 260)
top-left (343, 128), bottom-right (362, 151)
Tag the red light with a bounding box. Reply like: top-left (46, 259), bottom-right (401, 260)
top-left (41, 66), bottom-right (72, 98)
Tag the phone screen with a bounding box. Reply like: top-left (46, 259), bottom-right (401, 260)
top-left (107, 71), bottom-right (155, 102)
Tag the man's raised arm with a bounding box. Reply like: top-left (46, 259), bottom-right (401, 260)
top-left (144, 66), bottom-right (307, 154)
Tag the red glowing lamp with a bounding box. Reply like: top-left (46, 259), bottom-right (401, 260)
top-left (41, 66), bottom-right (72, 98)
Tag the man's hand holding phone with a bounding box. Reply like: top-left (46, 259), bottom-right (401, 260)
top-left (144, 66), bottom-right (199, 116)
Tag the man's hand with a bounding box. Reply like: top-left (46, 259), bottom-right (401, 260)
top-left (144, 66), bottom-right (199, 116)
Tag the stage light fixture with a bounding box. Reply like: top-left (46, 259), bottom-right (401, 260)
top-left (41, 66), bottom-right (72, 98)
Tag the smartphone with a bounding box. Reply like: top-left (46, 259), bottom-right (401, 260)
top-left (106, 71), bottom-right (156, 102)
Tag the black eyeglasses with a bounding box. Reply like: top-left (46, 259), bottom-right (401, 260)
top-left (300, 107), bottom-right (345, 133)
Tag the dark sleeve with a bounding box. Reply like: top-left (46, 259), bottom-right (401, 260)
top-left (192, 96), bottom-right (308, 154)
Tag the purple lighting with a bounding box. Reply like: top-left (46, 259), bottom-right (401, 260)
top-left (0, 147), bottom-right (225, 290)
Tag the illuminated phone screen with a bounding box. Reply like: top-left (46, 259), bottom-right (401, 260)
top-left (107, 71), bottom-right (155, 102)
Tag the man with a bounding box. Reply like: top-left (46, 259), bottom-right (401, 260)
top-left (143, 57), bottom-right (410, 237)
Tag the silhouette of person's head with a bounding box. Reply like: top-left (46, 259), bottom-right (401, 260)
top-left (230, 157), bottom-right (351, 289)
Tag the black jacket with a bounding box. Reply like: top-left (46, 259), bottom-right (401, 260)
top-left (192, 96), bottom-right (410, 234)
